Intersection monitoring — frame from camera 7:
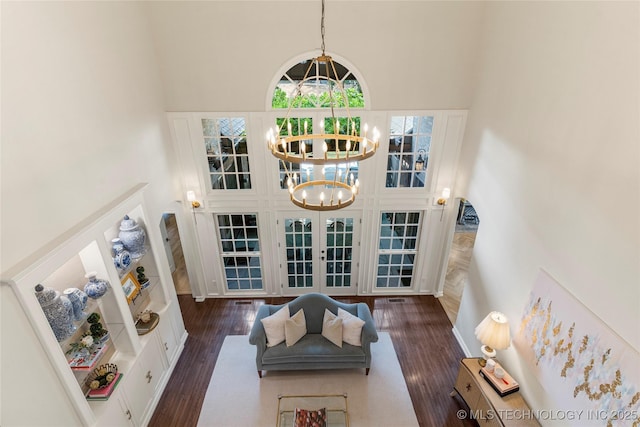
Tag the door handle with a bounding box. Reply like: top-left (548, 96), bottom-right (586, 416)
top-left (321, 257), bottom-right (325, 261)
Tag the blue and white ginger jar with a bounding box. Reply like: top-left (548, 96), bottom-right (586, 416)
top-left (34, 284), bottom-right (76, 342)
top-left (118, 215), bottom-right (146, 259)
top-left (63, 287), bottom-right (88, 321)
top-left (111, 238), bottom-right (131, 270)
top-left (84, 272), bottom-right (109, 299)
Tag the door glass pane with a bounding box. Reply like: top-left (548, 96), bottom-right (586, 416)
top-left (284, 218), bottom-right (313, 288)
top-left (325, 217), bottom-right (354, 288)
top-left (217, 214), bottom-right (263, 291)
top-left (376, 211), bottom-right (421, 288)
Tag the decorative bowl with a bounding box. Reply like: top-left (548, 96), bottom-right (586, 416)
top-left (86, 363), bottom-right (118, 390)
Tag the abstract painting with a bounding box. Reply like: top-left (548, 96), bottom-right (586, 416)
top-left (515, 269), bottom-right (639, 427)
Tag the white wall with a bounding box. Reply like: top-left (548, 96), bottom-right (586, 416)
top-left (455, 2), bottom-right (639, 423)
top-left (1, 1), bottom-right (178, 273)
top-left (145, 1), bottom-right (485, 111)
top-left (1, 3), bottom-right (178, 422)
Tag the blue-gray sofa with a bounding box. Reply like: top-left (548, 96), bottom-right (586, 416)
top-left (248, 293), bottom-right (378, 378)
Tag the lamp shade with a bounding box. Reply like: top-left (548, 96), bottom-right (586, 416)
top-left (474, 311), bottom-right (511, 350)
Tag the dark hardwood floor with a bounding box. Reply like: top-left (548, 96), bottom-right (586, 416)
top-left (149, 295), bottom-right (476, 427)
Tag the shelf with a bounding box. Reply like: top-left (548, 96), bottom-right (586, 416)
top-left (2, 184), bottom-right (186, 426)
top-left (115, 246), bottom-right (150, 280)
top-left (135, 312), bottom-right (159, 335)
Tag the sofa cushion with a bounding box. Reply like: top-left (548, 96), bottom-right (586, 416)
top-left (285, 308), bottom-right (307, 347)
top-left (321, 309), bottom-right (343, 348)
top-left (261, 304), bottom-right (290, 347)
top-left (338, 308), bottom-right (365, 346)
top-left (262, 334), bottom-right (365, 365)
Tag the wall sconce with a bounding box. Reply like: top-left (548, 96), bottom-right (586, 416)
top-left (474, 311), bottom-right (511, 366)
top-left (186, 191), bottom-right (201, 209)
top-left (437, 187), bottom-right (451, 206)
top-left (415, 149), bottom-right (426, 171)
top-left (437, 188), bottom-right (450, 221)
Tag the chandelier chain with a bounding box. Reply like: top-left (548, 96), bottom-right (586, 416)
top-left (320, 0), bottom-right (326, 54)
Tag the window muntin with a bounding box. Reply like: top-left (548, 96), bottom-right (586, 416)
top-left (386, 116), bottom-right (434, 188)
top-left (202, 118), bottom-right (251, 190)
top-left (376, 211), bottom-right (421, 288)
top-left (217, 214), bottom-right (263, 290)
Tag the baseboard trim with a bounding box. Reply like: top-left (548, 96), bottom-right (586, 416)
top-left (452, 325), bottom-right (472, 357)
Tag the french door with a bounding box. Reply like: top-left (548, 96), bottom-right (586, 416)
top-left (277, 211), bottom-right (360, 296)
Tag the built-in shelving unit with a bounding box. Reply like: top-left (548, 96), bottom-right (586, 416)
top-left (1, 184), bottom-right (187, 426)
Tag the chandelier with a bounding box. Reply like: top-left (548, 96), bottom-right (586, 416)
top-left (266, 0), bottom-right (380, 211)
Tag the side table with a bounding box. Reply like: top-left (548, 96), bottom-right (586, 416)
top-left (451, 358), bottom-right (540, 426)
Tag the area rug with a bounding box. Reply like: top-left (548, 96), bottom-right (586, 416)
top-left (197, 332), bottom-right (419, 427)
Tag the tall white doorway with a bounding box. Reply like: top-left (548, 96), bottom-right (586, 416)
top-left (161, 213), bottom-right (191, 296)
top-left (276, 211), bottom-right (361, 296)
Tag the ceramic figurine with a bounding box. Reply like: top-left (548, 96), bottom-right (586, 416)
top-left (118, 215), bottom-right (147, 259)
top-left (83, 272), bottom-right (109, 299)
top-left (63, 287), bottom-right (88, 321)
top-left (34, 284), bottom-right (76, 341)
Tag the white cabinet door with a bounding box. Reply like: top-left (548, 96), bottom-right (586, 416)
top-left (95, 388), bottom-right (135, 427)
top-left (156, 306), bottom-right (179, 365)
top-left (122, 338), bottom-right (166, 425)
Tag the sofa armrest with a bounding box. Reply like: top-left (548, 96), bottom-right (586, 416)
top-left (357, 303), bottom-right (379, 345)
top-left (248, 304), bottom-right (271, 347)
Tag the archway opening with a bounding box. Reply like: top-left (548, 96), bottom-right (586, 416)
top-left (440, 198), bottom-right (480, 324)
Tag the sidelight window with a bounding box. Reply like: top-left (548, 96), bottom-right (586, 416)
top-left (217, 214), bottom-right (263, 290)
top-left (376, 211), bottom-right (421, 288)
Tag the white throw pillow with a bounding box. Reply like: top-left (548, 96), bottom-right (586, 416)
top-left (321, 309), bottom-right (343, 348)
top-left (285, 308), bottom-right (307, 347)
top-left (338, 308), bottom-right (365, 346)
top-left (260, 305), bottom-right (290, 347)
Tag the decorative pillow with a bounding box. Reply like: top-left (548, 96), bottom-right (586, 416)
top-left (338, 308), bottom-right (365, 346)
top-left (260, 305), bottom-right (290, 347)
top-left (294, 407), bottom-right (327, 427)
top-left (285, 308), bottom-right (307, 347)
top-left (321, 309), bottom-right (343, 348)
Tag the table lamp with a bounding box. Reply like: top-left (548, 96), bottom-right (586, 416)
top-left (474, 311), bottom-right (510, 366)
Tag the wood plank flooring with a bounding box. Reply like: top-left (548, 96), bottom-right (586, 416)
top-left (440, 231), bottom-right (477, 325)
top-left (149, 295), bottom-right (477, 427)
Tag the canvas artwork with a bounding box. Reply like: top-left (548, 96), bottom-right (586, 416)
top-left (515, 269), bottom-right (639, 427)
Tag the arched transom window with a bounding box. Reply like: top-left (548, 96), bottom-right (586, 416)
top-left (271, 58), bottom-right (364, 109)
